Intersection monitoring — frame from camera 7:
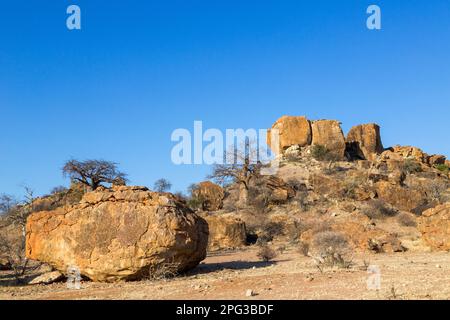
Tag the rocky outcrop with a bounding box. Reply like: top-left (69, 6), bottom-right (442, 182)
top-left (428, 155), bottom-right (446, 166)
top-left (267, 116), bottom-right (312, 153)
top-left (26, 186), bottom-right (209, 282)
top-left (311, 120), bottom-right (346, 160)
top-left (193, 181), bottom-right (225, 211)
top-left (203, 214), bottom-right (247, 251)
top-left (346, 123), bottom-right (384, 161)
top-left (375, 181), bottom-right (427, 212)
top-left (391, 146), bottom-right (430, 164)
top-left (418, 203), bottom-right (450, 251)
top-left (264, 176), bottom-right (296, 203)
top-left (300, 213), bottom-right (405, 253)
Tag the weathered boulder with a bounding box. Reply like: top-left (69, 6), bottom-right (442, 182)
top-left (391, 146), bottom-right (430, 164)
top-left (203, 214), bottom-right (247, 251)
top-left (26, 186), bottom-right (209, 282)
top-left (193, 181), bottom-right (225, 211)
top-left (267, 116), bottom-right (312, 154)
top-left (418, 203), bottom-right (450, 251)
top-left (428, 154), bottom-right (446, 166)
top-left (346, 123), bottom-right (384, 161)
top-left (311, 120), bottom-right (346, 160)
top-left (265, 176), bottom-right (296, 203)
top-left (28, 271), bottom-right (64, 285)
top-left (375, 181), bottom-right (427, 212)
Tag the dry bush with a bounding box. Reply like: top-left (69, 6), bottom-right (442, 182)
top-left (397, 212), bottom-right (417, 227)
top-left (312, 231), bottom-right (353, 269)
top-left (402, 159), bottom-right (422, 175)
top-left (426, 180), bottom-right (449, 203)
top-left (361, 199), bottom-right (398, 219)
top-left (252, 221), bottom-right (284, 245)
top-left (146, 260), bottom-right (181, 281)
top-left (297, 241), bottom-right (310, 256)
top-left (256, 245), bottom-right (278, 262)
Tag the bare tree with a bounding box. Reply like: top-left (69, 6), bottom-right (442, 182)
top-left (0, 194), bottom-right (17, 216)
top-left (62, 159), bottom-right (128, 190)
top-left (208, 140), bottom-right (263, 206)
top-left (0, 187), bottom-right (36, 282)
top-left (153, 178), bottom-right (172, 193)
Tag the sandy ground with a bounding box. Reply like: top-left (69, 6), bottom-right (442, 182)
top-left (1, 247), bottom-right (449, 300)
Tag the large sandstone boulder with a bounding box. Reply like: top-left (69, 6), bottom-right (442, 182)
top-left (26, 186), bottom-right (209, 282)
top-left (418, 203), bottom-right (450, 251)
top-left (203, 214), bottom-right (247, 251)
top-left (391, 146), bottom-right (430, 164)
top-left (311, 120), bottom-right (346, 160)
top-left (375, 181), bottom-right (427, 212)
top-left (193, 181), bottom-right (225, 211)
top-left (346, 123), bottom-right (384, 161)
top-left (267, 116), bottom-right (312, 154)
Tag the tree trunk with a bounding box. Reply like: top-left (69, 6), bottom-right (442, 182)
top-left (238, 182), bottom-right (249, 207)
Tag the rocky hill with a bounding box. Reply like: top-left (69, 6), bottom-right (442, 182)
top-left (3, 115), bottom-right (450, 288)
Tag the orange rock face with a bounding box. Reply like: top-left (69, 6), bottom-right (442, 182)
top-left (267, 116), bottom-right (312, 153)
top-left (311, 120), bottom-right (346, 160)
top-left (346, 123), bottom-right (384, 161)
top-left (392, 146), bottom-right (430, 164)
top-left (193, 181), bottom-right (225, 211)
top-left (203, 214), bottom-right (247, 251)
top-left (26, 186), bottom-right (209, 282)
top-left (375, 181), bottom-right (427, 212)
top-left (418, 203), bottom-right (450, 251)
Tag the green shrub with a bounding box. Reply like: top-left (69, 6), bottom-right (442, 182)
top-left (311, 145), bottom-right (331, 161)
top-left (434, 164), bottom-right (449, 174)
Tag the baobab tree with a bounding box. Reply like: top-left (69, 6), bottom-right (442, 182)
top-left (62, 159), bottom-right (128, 191)
top-left (209, 140), bottom-right (263, 206)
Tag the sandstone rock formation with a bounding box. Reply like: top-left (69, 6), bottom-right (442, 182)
top-left (202, 214), bottom-right (247, 251)
top-left (428, 154), bottom-right (446, 166)
top-left (375, 181), bottom-right (427, 212)
top-left (346, 123), bottom-right (384, 161)
top-left (311, 120), bottom-right (346, 160)
top-left (193, 181), bottom-right (225, 211)
top-left (26, 186), bottom-right (209, 282)
top-left (418, 203), bottom-right (450, 251)
top-left (391, 146), bottom-right (430, 164)
top-left (264, 176), bottom-right (296, 203)
top-left (267, 116), bottom-right (312, 154)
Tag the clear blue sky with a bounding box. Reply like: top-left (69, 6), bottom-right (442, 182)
top-left (1, 0), bottom-right (449, 198)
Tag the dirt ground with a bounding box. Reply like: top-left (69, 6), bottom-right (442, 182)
top-left (1, 246), bottom-right (449, 300)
